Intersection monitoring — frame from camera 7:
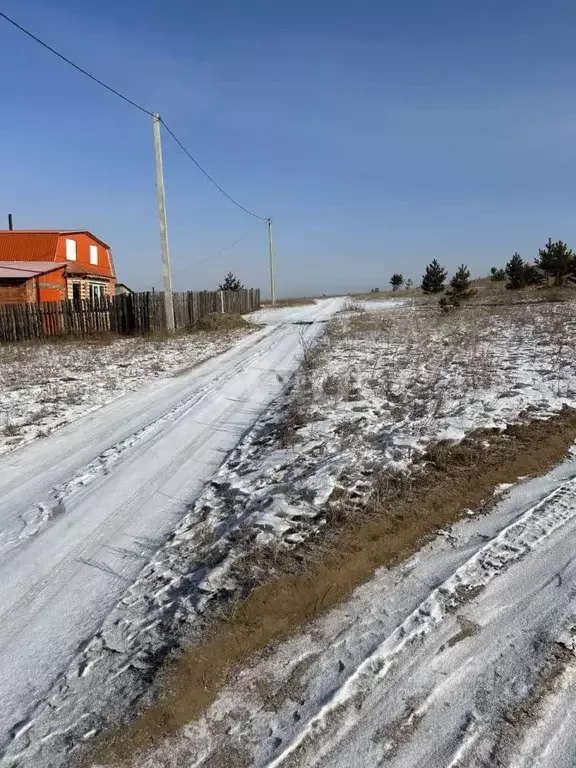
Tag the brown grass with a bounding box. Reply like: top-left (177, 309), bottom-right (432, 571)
top-left (351, 278), bottom-right (576, 309)
top-left (91, 406), bottom-right (576, 767)
top-left (193, 313), bottom-right (251, 332)
top-left (261, 297), bottom-right (316, 308)
top-left (352, 288), bottom-right (419, 300)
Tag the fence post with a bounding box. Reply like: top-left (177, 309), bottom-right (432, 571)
top-left (220, 290), bottom-right (224, 314)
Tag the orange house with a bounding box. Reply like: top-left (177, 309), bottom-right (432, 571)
top-left (0, 230), bottom-right (116, 304)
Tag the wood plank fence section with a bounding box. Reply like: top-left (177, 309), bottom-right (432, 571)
top-left (0, 289), bottom-right (261, 343)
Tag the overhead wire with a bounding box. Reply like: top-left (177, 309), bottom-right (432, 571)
top-left (0, 10), bottom-right (270, 221)
top-left (158, 119), bottom-right (269, 221)
top-left (0, 10), bottom-right (153, 116)
top-left (144, 221), bottom-right (266, 291)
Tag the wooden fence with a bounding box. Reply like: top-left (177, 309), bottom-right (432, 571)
top-left (0, 289), bottom-right (261, 342)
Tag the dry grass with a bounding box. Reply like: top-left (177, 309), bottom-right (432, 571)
top-left (458, 278), bottom-right (576, 307)
top-left (261, 297), bottom-right (317, 308)
top-left (193, 313), bottom-right (251, 332)
top-left (352, 287), bottom-right (420, 300)
top-left (90, 406), bottom-right (576, 767)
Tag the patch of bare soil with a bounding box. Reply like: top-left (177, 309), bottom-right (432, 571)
top-left (90, 406), bottom-right (576, 767)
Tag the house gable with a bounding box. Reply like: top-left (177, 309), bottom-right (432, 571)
top-left (55, 232), bottom-right (115, 279)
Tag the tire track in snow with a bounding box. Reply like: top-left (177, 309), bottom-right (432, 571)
top-left (263, 477), bottom-right (576, 768)
top-left (0, 300), bottom-right (345, 768)
top-left (0, 326), bottom-right (291, 654)
top-left (0, 326), bottom-right (282, 564)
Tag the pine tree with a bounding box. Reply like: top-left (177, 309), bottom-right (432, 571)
top-left (535, 238), bottom-right (574, 285)
top-left (505, 252), bottom-right (526, 290)
top-left (421, 259), bottom-right (447, 294)
top-left (405, 278), bottom-right (414, 290)
top-left (218, 271), bottom-right (244, 292)
top-left (490, 266), bottom-right (506, 281)
top-left (505, 253), bottom-right (543, 289)
top-left (523, 263), bottom-right (543, 287)
top-left (390, 273), bottom-right (404, 291)
top-left (441, 264), bottom-right (475, 309)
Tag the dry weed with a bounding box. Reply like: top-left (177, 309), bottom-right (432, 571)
top-left (90, 408), bottom-right (576, 767)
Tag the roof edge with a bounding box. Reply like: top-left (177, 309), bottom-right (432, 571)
top-left (0, 230), bottom-right (111, 249)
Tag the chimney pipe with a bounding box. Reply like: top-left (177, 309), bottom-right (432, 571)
top-left (8, 214), bottom-right (13, 231)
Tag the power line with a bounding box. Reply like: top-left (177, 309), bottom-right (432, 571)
top-left (1, 10), bottom-right (270, 221)
top-left (159, 119), bottom-right (269, 221)
top-left (145, 221), bottom-right (266, 290)
top-left (0, 10), bottom-right (153, 116)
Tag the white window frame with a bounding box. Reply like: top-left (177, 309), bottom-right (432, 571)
top-left (65, 238), bottom-right (77, 261)
top-left (89, 244), bottom-right (98, 265)
top-left (89, 283), bottom-right (106, 300)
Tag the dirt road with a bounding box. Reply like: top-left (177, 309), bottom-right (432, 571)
top-left (0, 298), bottom-right (343, 767)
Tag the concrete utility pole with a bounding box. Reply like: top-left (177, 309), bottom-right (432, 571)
top-left (152, 112), bottom-right (175, 332)
top-left (267, 217), bottom-right (276, 306)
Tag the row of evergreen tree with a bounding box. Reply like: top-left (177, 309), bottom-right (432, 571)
top-left (388, 262), bottom-right (474, 309)
top-left (490, 239), bottom-right (576, 289)
top-left (388, 238), bottom-right (574, 310)
top-left (420, 262), bottom-right (475, 310)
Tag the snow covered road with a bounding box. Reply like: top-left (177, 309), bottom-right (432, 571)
top-left (0, 297), bottom-right (343, 765)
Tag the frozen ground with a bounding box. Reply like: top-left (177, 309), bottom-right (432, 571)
top-left (85, 298), bottom-right (576, 768)
top-left (123, 300), bottom-right (576, 623)
top-left (0, 329), bottom-right (251, 457)
top-left (136, 452), bottom-right (576, 768)
top-left (0, 298), bottom-right (343, 768)
top-left (3, 299), bottom-right (576, 768)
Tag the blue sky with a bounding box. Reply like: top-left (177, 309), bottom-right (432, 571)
top-left (1, 0), bottom-right (575, 296)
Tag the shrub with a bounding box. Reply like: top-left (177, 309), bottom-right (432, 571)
top-left (490, 267), bottom-right (506, 281)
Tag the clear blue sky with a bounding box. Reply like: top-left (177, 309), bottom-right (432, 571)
top-left (1, 0), bottom-right (575, 296)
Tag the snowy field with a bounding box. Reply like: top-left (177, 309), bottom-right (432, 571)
top-left (85, 298), bottom-right (576, 768)
top-left (0, 329), bottom-right (251, 457)
top-left (123, 300), bottom-right (576, 617)
top-left (3, 298), bottom-right (576, 768)
top-left (0, 300), bottom-right (343, 768)
top-left (135, 454), bottom-right (576, 768)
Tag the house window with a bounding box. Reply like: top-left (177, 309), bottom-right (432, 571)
top-left (65, 238), bottom-right (77, 261)
top-left (89, 283), bottom-right (106, 300)
top-left (89, 245), bottom-right (98, 265)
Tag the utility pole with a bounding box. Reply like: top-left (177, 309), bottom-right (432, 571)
top-left (152, 112), bottom-right (175, 332)
top-left (267, 217), bottom-right (276, 306)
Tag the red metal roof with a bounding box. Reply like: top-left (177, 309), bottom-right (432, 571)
top-left (0, 230), bottom-right (111, 249)
top-left (0, 232), bottom-right (59, 262)
top-left (65, 262), bottom-right (114, 278)
top-left (0, 262), bottom-right (66, 279)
